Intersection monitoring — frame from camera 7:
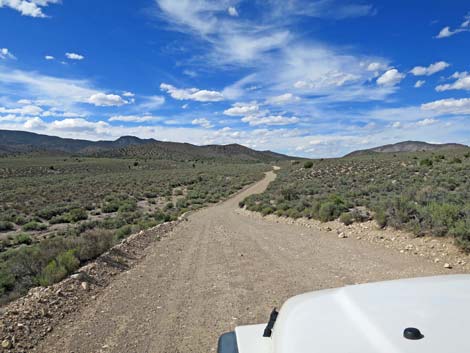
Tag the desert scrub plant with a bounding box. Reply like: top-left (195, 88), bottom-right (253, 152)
top-left (303, 161), bottom-right (314, 169)
top-left (0, 221), bottom-right (14, 232)
top-left (340, 212), bottom-right (353, 226)
top-left (15, 233), bottom-right (32, 245)
top-left (22, 221), bottom-right (47, 231)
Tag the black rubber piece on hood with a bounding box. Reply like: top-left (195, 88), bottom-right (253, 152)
top-left (263, 308), bottom-right (279, 338)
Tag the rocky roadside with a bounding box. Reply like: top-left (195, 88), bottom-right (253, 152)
top-left (238, 208), bottom-right (470, 273)
top-left (0, 220), bottom-right (182, 352)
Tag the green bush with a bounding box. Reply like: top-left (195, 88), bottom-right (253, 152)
top-left (22, 221), bottom-right (47, 231)
top-left (340, 212), bottom-right (353, 226)
top-left (0, 221), bottom-right (14, 232)
top-left (68, 208), bottom-right (88, 222)
top-left (419, 158), bottom-right (433, 167)
top-left (15, 233), bottom-right (32, 245)
top-left (37, 260), bottom-right (68, 286)
top-left (102, 202), bottom-right (120, 213)
top-left (261, 207), bottom-right (274, 216)
top-left (304, 161), bottom-right (314, 169)
top-left (116, 225), bottom-right (133, 240)
top-left (319, 200), bottom-right (347, 222)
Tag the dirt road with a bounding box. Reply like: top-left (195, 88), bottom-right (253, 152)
top-left (37, 170), bottom-right (450, 353)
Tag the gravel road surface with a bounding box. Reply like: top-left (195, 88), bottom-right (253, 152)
top-left (37, 170), bottom-right (449, 353)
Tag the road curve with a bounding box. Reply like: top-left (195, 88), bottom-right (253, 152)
top-left (37, 170), bottom-right (449, 353)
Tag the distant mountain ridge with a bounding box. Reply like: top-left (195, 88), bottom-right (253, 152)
top-left (0, 130), bottom-right (293, 161)
top-left (345, 140), bottom-right (468, 157)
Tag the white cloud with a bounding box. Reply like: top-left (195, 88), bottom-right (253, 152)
top-left (65, 52), bottom-right (85, 60)
top-left (137, 95), bottom-right (165, 111)
top-left (17, 99), bottom-right (32, 105)
top-left (87, 93), bottom-right (128, 107)
top-left (416, 118), bottom-right (438, 127)
top-left (223, 102), bottom-right (260, 116)
top-left (414, 80), bottom-right (425, 88)
top-left (436, 14), bottom-right (470, 38)
top-left (366, 62), bottom-right (387, 72)
top-left (376, 69), bottom-right (405, 86)
top-left (435, 72), bottom-right (470, 92)
top-left (160, 83), bottom-right (224, 102)
top-left (421, 98), bottom-right (470, 115)
top-left (23, 117), bottom-right (46, 129)
top-left (50, 118), bottom-right (110, 132)
top-left (0, 0), bottom-right (60, 18)
top-left (122, 91), bottom-right (135, 97)
top-left (241, 114), bottom-right (299, 126)
top-left (227, 6), bottom-right (238, 17)
top-left (293, 70), bottom-right (360, 90)
top-left (266, 93), bottom-right (300, 105)
top-left (45, 55), bottom-right (55, 60)
top-left (192, 118), bottom-right (214, 128)
top-left (410, 61), bottom-right (449, 76)
top-left (0, 105), bottom-right (43, 115)
top-left (391, 121), bottom-right (402, 129)
top-left (109, 115), bottom-right (161, 123)
top-left (0, 48), bottom-right (15, 60)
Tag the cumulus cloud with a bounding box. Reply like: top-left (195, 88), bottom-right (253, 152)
top-left (227, 6), bottom-right (238, 17)
top-left (414, 80), bottom-right (425, 88)
top-left (294, 71), bottom-right (359, 90)
top-left (108, 115), bottom-right (161, 123)
top-left (87, 93), bottom-right (128, 107)
top-left (192, 118), bottom-right (214, 128)
top-left (266, 93), bottom-right (300, 105)
top-left (376, 69), bottom-right (405, 86)
top-left (137, 95), bottom-right (165, 110)
top-left (410, 61), bottom-right (449, 76)
top-left (65, 52), bottom-right (85, 60)
top-left (122, 91), bottom-right (135, 97)
top-left (0, 48), bottom-right (15, 60)
top-left (23, 117), bottom-right (47, 129)
top-left (421, 98), bottom-right (470, 115)
top-left (0, 0), bottom-right (60, 18)
top-left (223, 102), bottom-right (260, 116)
top-left (44, 55), bottom-right (55, 60)
top-left (366, 62), bottom-right (387, 72)
top-left (160, 83), bottom-right (224, 102)
top-left (435, 72), bottom-right (470, 92)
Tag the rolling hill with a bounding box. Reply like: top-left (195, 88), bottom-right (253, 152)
top-left (345, 141), bottom-right (468, 157)
top-left (0, 129), bottom-right (293, 161)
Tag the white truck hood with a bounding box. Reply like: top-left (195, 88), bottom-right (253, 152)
top-left (235, 275), bottom-right (470, 353)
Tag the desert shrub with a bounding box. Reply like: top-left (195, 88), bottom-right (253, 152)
top-left (75, 229), bottom-right (114, 262)
top-left (37, 260), bottom-right (68, 286)
top-left (450, 157), bottom-right (462, 164)
top-left (0, 221), bottom-right (14, 232)
top-left (319, 202), bottom-right (344, 222)
top-left (374, 208), bottom-right (388, 228)
top-left (102, 202), bottom-right (120, 213)
top-left (68, 208), bottom-right (88, 222)
top-left (36, 206), bottom-right (68, 220)
top-left (116, 225), bottom-right (133, 240)
top-left (22, 221), bottom-right (47, 231)
top-left (100, 217), bottom-right (126, 230)
top-left (340, 212), bottom-right (353, 225)
top-left (261, 207), bottom-right (274, 216)
top-left (15, 233), bottom-right (32, 245)
top-left (419, 158), bottom-right (433, 167)
top-left (304, 161), bottom-right (314, 169)
top-left (451, 219), bottom-right (470, 251)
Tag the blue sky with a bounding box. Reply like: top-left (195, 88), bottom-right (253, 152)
top-left (0, 0), bottom-right (469, 157)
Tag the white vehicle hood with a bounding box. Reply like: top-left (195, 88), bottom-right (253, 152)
top-left (236, 275), bottom-right (470, 353)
